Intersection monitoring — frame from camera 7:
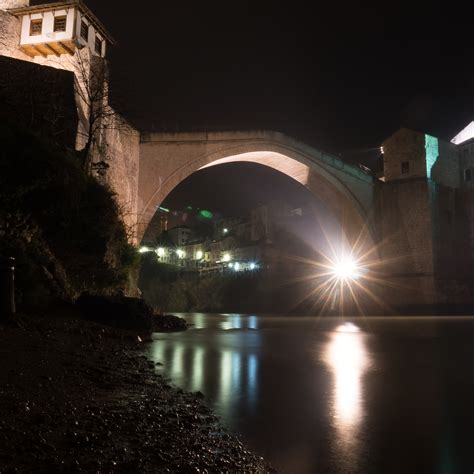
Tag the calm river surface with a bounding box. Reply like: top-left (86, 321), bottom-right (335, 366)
top-left (146, 314), bottom-right (474, 473)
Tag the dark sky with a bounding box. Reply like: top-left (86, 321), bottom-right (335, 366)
top-left (161, 162), bottom-right (322, 215)
top-left (57, 2), bottom-right (474, 214)
top-left (80, 1), bottom-right (473, 157)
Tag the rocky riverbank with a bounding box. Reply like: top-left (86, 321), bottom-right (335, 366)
top-left (0, 309), bottom-right (272, 472)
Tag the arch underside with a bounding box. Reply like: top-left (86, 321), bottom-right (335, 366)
top-left (138, 147), bottom-right (375, 254)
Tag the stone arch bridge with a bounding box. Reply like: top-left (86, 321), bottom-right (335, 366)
top-left (136, 130), bottom-right (376, 251)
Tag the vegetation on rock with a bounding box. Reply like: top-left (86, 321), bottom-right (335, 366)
top-left (0, 120), bottom-right (139, 309)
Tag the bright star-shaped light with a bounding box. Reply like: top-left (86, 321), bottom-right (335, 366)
top-left (331, 257), bottom-right (360, 282)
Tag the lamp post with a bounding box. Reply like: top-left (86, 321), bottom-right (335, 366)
top-left (0, 257), bottom-right (15, 317)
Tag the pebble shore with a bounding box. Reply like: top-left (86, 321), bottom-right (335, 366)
top-left (0, 311), bottom-right (272, 472)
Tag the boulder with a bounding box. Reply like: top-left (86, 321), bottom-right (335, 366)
top-left (151, 314), bottom-right (187, 332)
top-left (76, 292), bottom-right (154, 332)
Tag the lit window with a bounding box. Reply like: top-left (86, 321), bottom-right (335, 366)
top-left (464, 169), bottom-right (472, 182)
top-left (401, 161), bottom-right (409, 174)
top-left (95, 36), bottom-right (103, 55)
top-left (80, 20), bottom-right (88, 40)
top-left (54, 15), bottom-right (67, 32)
top-left (30, 19), bottom-right (42, 36)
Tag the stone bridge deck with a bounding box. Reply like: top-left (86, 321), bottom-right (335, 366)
top-left (138, 130), bottom-right (375, 244)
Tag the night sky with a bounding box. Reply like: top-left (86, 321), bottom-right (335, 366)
top-left (40, 1), bottom-right (474, 213)
top-left (80, 2), bottom-right (473, 151)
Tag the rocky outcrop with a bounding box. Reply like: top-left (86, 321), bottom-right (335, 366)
top-left (76, 292), bottom-right (155, 332)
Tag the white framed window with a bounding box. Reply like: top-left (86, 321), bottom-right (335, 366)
top-left (30, 18), bottom-right (42, 36)
top-left (80, 20), bottom-right (89, 40)
top-left (54, 15), bottom-right (67, 32)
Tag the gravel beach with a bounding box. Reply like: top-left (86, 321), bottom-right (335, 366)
top-left (0, 310), bottom-right (272, 472)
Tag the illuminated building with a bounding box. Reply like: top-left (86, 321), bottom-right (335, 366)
top-left (377, 125), bottom-right (474, 305)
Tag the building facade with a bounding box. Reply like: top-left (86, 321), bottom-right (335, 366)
top-left (378, 125), bottom-right (474, 307)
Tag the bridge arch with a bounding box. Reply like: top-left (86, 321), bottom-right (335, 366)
top-left (137, 131), bottom-right (376, 253)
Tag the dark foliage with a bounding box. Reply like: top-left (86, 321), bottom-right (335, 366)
top-left (0, 120), bottom-right (138, 308)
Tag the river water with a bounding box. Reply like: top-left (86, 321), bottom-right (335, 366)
top-left (146, 314), bottom-right (474, 473)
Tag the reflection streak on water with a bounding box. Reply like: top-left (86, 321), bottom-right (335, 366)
top-left (248, 315), bottom-right (258, 329)
top-left (194, 313), bottom-right (205, 328)
top-left (171, 344), bottom-right (184, 380)
top-left (324, 324), bottom-right (370, 454)
top-left (191, 346), bottom-right (204, 392)
top-left (151, 317), bottom-right (260, 418)
top-left (219, 350), bottom-right (233, 406)
top-left (247, 353), bottom-right (258, 406)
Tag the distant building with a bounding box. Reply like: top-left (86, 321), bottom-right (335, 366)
top-left (214, 216), bottom-right (250, 240)
top-left (380, 128), bottom-right (459, 187)
top-left (452, 121), bottom-right (474, 188)
top-left (251, 201), bottom-right (304, 242)
top-left (168, 226), bottom-right (192, 246)
top-left (140, 199), bottom-right (313, 275)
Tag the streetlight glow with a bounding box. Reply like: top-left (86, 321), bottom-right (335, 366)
top-left (157, 247), bottom-right (165, 257)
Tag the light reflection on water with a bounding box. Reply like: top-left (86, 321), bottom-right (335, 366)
top-left (146, 313), bottom-right (474, 473)
top-left (323, 323), bottom-right (371, 469)
top-left (149, 314), bottom-right (260, 420)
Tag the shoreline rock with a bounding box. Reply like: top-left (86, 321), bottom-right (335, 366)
top-left (151, 314), bottom-right (187, 332)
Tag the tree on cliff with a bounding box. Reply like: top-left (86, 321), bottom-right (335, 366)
top-left (73, 51), bottom-right (113, 173)
top-left (72, 50), bottom-right (134, 174)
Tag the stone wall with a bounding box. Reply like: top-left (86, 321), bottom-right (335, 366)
top-left (459, 141), bottom-right (474, 189)
top-left (0, 9), bottom-right (32, 61)
top-left (0, 1), bottom-right (28, 8)
top-left (432, 139), bottom-right (460, 188)
top-left (376, 178), bottom-right (438, 305)
top-left (101, 113), bottom-right (140, 242)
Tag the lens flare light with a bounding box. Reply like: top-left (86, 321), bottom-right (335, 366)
top-left (331, 256), bottom-right (360, 282)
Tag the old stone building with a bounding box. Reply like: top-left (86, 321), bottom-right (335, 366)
top-left (0, 0), bottom-right (140, 237)
top-left (378, 126), bottom-right (474, 307)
